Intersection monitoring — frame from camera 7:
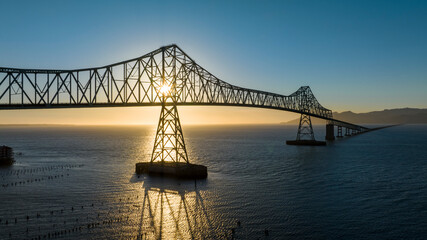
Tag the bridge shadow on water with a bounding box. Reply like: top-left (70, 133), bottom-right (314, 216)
top-left (130, 175), bottom-right (226, 239)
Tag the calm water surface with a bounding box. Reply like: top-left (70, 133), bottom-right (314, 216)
top-left (0, 124), bottom-right (426, 239)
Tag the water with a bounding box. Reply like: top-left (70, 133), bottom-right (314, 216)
top-left (0, 124), bottom-right (426, 239)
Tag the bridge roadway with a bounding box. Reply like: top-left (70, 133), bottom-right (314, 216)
top-left (0, 44), bottom-right (366, 132)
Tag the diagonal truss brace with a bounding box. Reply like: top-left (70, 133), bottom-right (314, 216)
top-left (151, 104), bottom-right (189, 163)
top-left (296, 113), bottom-right (316, 141)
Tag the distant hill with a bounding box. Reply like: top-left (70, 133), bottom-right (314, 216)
top-left (282, 108), bottom-right (427, 125)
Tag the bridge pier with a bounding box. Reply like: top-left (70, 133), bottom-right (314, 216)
top-left (337, 126), bottom-right (343, 138)
top-left (325, 123), bottom-right (335, 141)
top-left (345, 128), bottom-right (351, 136)
top-left (137, 103), bottom-right (207, 179)
top-left (286, 113), bottom-right (326, 146)
top-left (135, 104), bottom-right (207, 179)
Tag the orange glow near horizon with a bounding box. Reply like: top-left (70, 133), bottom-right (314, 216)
top-left (0, 106), bottom-right (300, 125)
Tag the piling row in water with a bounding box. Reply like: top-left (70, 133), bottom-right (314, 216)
top-left (17, 225), bottom-right (84, 240)
top-left (1, 173), bottom-right (70, 188)
top-left (13, 210), bottom-right (135, 240)
top-left (0, 164), bottom-right (84, 177)
top-left (0, 201), bottom-right (104, 225)
top-left (1, 191), bottom-right (150, 239)
top-left (0, 191), bottom-right (140, 230)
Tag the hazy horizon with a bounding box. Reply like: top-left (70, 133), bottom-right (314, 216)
top-left (1, 106), bottom-right (426, 125)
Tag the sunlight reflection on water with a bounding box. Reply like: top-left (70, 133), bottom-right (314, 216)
top-left (0, 125), bottom-right (426, 239)
top-left (134, 179), bottom-right (225, 239)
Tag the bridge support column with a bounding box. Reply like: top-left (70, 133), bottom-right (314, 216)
top-left (325, 123), bottom-right (335, 141)
top-left (337, 126), bottom-right (343, 138)
top-left (136, 104), bottom-right (207, 179)
top-left (286, 113), bottom-right (326, 146)
top-left (345, 128), bottom-right (351, 136)
top-left (151, 104), bottom-right (188, 163)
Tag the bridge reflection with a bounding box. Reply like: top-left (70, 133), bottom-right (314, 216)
top-left (136, 178), bottom-right (225, 240)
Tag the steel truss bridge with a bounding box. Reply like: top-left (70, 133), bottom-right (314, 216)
top-left (0, 44), bottom-right (369, 163)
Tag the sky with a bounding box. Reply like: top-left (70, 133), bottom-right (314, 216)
top-left (0, 0), bottom-right (426, 125)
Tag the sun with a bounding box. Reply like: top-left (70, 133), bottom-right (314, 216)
top-left (159, 84), bottom-right (171, 95)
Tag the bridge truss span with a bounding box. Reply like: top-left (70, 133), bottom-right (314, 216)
top-left (0, 45), bottom-right (333, 119)
top-left (0, 44), bottom-right (369, 163)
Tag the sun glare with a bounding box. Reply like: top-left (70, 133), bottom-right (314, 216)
top-left (160, 84), bottom-right (171, 95)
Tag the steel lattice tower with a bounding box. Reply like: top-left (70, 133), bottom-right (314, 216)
top-left (295, 87), bottom-right (316, 141)
top-left (296, 113), bottom-right (315, 141)
top-left (151, 47), bottom-right (189, 163)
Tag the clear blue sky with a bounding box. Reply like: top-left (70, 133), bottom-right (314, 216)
top-left (0, 0), bottom-right (426, 115)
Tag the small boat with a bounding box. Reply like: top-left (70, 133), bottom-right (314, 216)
top-left (0, 146), bottom-right (14, 166)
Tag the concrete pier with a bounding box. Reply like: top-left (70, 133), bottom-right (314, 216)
top-left (325, 124), bottom-right (335, 141)
top-left (135, 162), bottom-right (207, 179)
